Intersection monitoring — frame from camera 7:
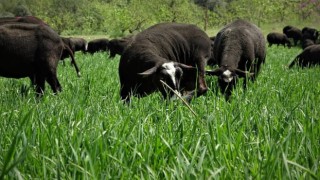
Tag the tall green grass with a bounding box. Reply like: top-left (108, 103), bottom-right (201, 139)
top-left (0, 46), bottom-right (319, 179)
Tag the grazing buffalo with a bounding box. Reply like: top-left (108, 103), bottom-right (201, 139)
top-left (61, 37), bottom-right (76, 60)
top-left (70, 37), bottom-right (87, 53)
top-left (0, 16), bottom-right (81, 74)
top-left (283, 25), bottom-right (293, 34)
top-left (86, 38), bottom-right (109, 54)
top-left (283, 25), bottom-right (302, 46)
top-left (267, 32), bottom-right (291, 48)
top-left (0, 23), bottom-right (79, 96)
top-left (119, 22), bottom-right (211, 103)
top-left (108, 36), bottom-right (133, 58)
top-left (302, 27), bottom-right (319, 42)
top-left (301, 27), bottom-right (318, 49)
top-left (301, 39), bottom-right (315, 49)
top-left (60, 37), bottom-right (87, 59)
top-left (289, 44), bottom-right (320, 68)
top-left (206, 19), bottom-right (266, 100)
top-left (207, 36), bottom-right (217, 66)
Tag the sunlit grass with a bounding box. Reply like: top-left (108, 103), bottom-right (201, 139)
top-left (0, 47), bottom-right (319, 179)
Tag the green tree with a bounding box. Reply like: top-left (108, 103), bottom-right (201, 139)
top-left (2, 0), bottom-right (318, 35)
top-left (298, 0), bottom-right (320, 20)
top-left (13, 4), bottom-right (31, 16)
top-left (0, 0), bottom-right (31, 16)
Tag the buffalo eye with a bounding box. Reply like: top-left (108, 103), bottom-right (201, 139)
top-left (159, 69), bottom-right (168, 80)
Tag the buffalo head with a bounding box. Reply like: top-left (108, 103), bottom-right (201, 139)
top-left (138, 62), bottom-right (196, 98)
top-left (206, 66), bottom-right (254, 100)
top-left (206, 66), bottom-right (254, 83)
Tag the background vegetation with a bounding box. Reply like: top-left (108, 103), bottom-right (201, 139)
top-left (1, 0), bottom-right (320, 36)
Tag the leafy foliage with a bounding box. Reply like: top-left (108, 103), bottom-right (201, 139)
top-left (1, 0), bottom-right (320, 35)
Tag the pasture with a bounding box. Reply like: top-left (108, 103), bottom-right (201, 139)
top-left (0, 45), bottom-right (319, 179)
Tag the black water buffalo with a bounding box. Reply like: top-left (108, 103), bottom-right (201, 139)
top-left (119, 22), bottom-right (211, 103)
top-left (283, 25), bottom-right (293, 34)
top-left (0, 23), bottom-right (79, 96)
top-left (207, 36), bottom-right (217, 66)
top-left (61, 37), bottom-right (76, 60)
top-left (108, 36), bottom-right (133, 58)
top-left (301, 27), bottom-right (318, 49)
top-left (60, 37), bottom-right (87, 59)
top-left (301, 39), bottom-right (315, 49)
top-left (0, 16), bottom-right (81, 74)
top-left (267, 32), bottom-right (291, 47)
top-left (302, 27), bottom-right (319, 42)
top-left (283, 25), bottom-right (302, 46)
top-left (289, 44), bottom-right (320, 68)
top-left (206, 19), bottom-right (266, 100)
top-left (70, 37), bottom-right (87, 52)
top-left (86, 38), bottom-right (109, 54)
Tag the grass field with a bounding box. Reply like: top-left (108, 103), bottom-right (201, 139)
top-left (0, 45), bottom-right (319, 179)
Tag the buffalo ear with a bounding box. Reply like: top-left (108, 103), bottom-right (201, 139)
top-left (138, 66), bottom-right (158, 78)
top-left (206, 68), bottom-right (222, 76)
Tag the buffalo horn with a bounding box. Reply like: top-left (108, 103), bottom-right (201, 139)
top-left (234, 69), bottom-right (254, 77)
top-left (138, 66), bottom-right (158, 77)
top-left (205, 68), bottom-right (222, 76)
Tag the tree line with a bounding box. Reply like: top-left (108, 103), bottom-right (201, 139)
top-left (1, 0), bottom-right (319, 37)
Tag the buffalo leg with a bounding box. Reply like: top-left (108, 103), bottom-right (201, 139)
top-left (35, 75), bottom-right (45, 97)
top-left (197, 75), bottom-right (208, 96)
top-left (120, 86), bottom-right (132, 103)
top-left (46, 73), bottom-right (62, 94)
top-left (294, 39), bottom-right (298, 46)
top-left (195, 56), bottom-right (208, 97)
top-left (29, 75), bottom-right (36, 87)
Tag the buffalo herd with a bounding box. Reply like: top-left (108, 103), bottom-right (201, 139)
top-left (267, 25), bottom-right (320, 69)
top-left (0, 16), bottom-right (319, 102)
